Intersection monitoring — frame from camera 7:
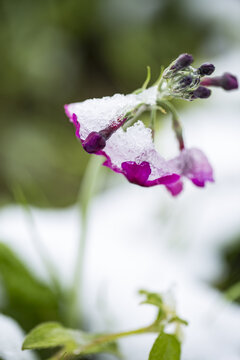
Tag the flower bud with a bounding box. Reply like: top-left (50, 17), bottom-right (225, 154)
top-left (192, 86), bottom-right (211, 99)
top-left (82, 131), bottom-right (106, 153)
top-left (220, 72), bottom-right (238, 90)
top-left (171, 53), bottom-right (194, 71)
top-left (198, 63), bottom-right (215, 76)
top-left (200, 72), bottom-right (238, 91)
top-left (179, 75), bottom-right (193, 87)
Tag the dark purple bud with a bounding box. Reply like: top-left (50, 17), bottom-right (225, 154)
top-left (193, 86), bottom-right (211, 99)
top-left (201, 72), bottom-right (238, 91)
top-left (220, 72), bottom-right (238, 90)
top-left (82, 117), bottom-right (129, 154)
top-left (179, 75), bottom-right (192, 87)
top-left (171, 53), bottom-right (194, 70)
top-left (198, 63), bottom-right (215, 76)
top-left (82, 131), bottom-right (106, 153)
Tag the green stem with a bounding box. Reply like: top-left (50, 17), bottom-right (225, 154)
top-left (150, 107), bottom-right (157, 138)
top-left (68, 156), bottom-right (103, 327)
top-left (123, 104), bottom-right (148, 131)
top-left (97, 325), bottom-right (155, 342)
top-left (133, 66), bottom-right (151, 94)
top-left (155, 65), bottom-right (165, 90)
top-left (81, 324), bottom-right (159, 353)
top-left (157, 100), bottom-right (185, 150)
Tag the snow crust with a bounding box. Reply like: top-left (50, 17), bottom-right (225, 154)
top-left (66, 86), bottom-right (158, 140)
top-left (105, 121), bottom-right (177, 179)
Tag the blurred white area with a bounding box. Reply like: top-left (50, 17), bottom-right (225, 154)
top-left (0, 56), bottom-right (240, 359)
top-left (0, 314), bottom-right (37, 360)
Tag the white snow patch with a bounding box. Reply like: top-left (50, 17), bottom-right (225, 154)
top-left (0, 314), bottom-right (37, 360)
top-left (67, 86), bottom-right (158, 139)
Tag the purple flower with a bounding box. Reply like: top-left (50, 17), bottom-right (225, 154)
top-left (64, 89), bottom-right (214, 195)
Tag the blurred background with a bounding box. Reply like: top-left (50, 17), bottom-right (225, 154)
top-left (0, 1), bottom-right (240, 359)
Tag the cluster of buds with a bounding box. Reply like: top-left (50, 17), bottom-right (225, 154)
top-left (65, 53), bottom-right (238, 195)
top-left (161, 53), bottom-right (237, 101)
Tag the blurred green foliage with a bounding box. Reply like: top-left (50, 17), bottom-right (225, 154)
top-left (215, 236), bottom-right (240, 303)
top-left (0, 0), bottom-right (215, 207)
top-left (0, 243), bottom-right (67, 332)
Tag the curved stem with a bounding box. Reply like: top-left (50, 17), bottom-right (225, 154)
top-left (133, 66), bottom-right (151, 94)
top-left (68, 156), bottom-right (103, 327)
top-left (93, 324), bottom-right (156, 342)
top-left (157, 100), bottom-right (185, 150)
top-left (155, 65), bottom-right (165, 90)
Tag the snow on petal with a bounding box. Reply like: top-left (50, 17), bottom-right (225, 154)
top-left (101, 121), bottom-right (180, 186)
top-left (64, 86), bottom-right (158, 140)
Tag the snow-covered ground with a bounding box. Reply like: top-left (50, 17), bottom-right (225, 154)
top-left (0, 52), bottom-right (240, 359)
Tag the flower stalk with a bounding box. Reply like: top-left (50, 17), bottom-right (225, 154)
top-left (157, 100), bottom-right (185, 150)
top-left (68, 156), bottom-right (103, 327)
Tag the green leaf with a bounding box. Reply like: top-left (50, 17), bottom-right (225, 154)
top-left (149, 333), bottom-right (181, 360)
top-left (169, 316), bottom-right (188, 326)
top-left (139, 290), bottom-right (163, 308)
top-left (22, 322), bottom-right (76, 351)
top-left (0, 243), bottom-right (64, 332)
top-left (23, 322), bottom-right (121, 359)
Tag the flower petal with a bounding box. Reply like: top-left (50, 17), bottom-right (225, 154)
top-left (165, 179), bottom-right (184, 196)
top-left (121, 161), bottom-right (151, 186)
top-left (170, 148), bottom-right (214, 187)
